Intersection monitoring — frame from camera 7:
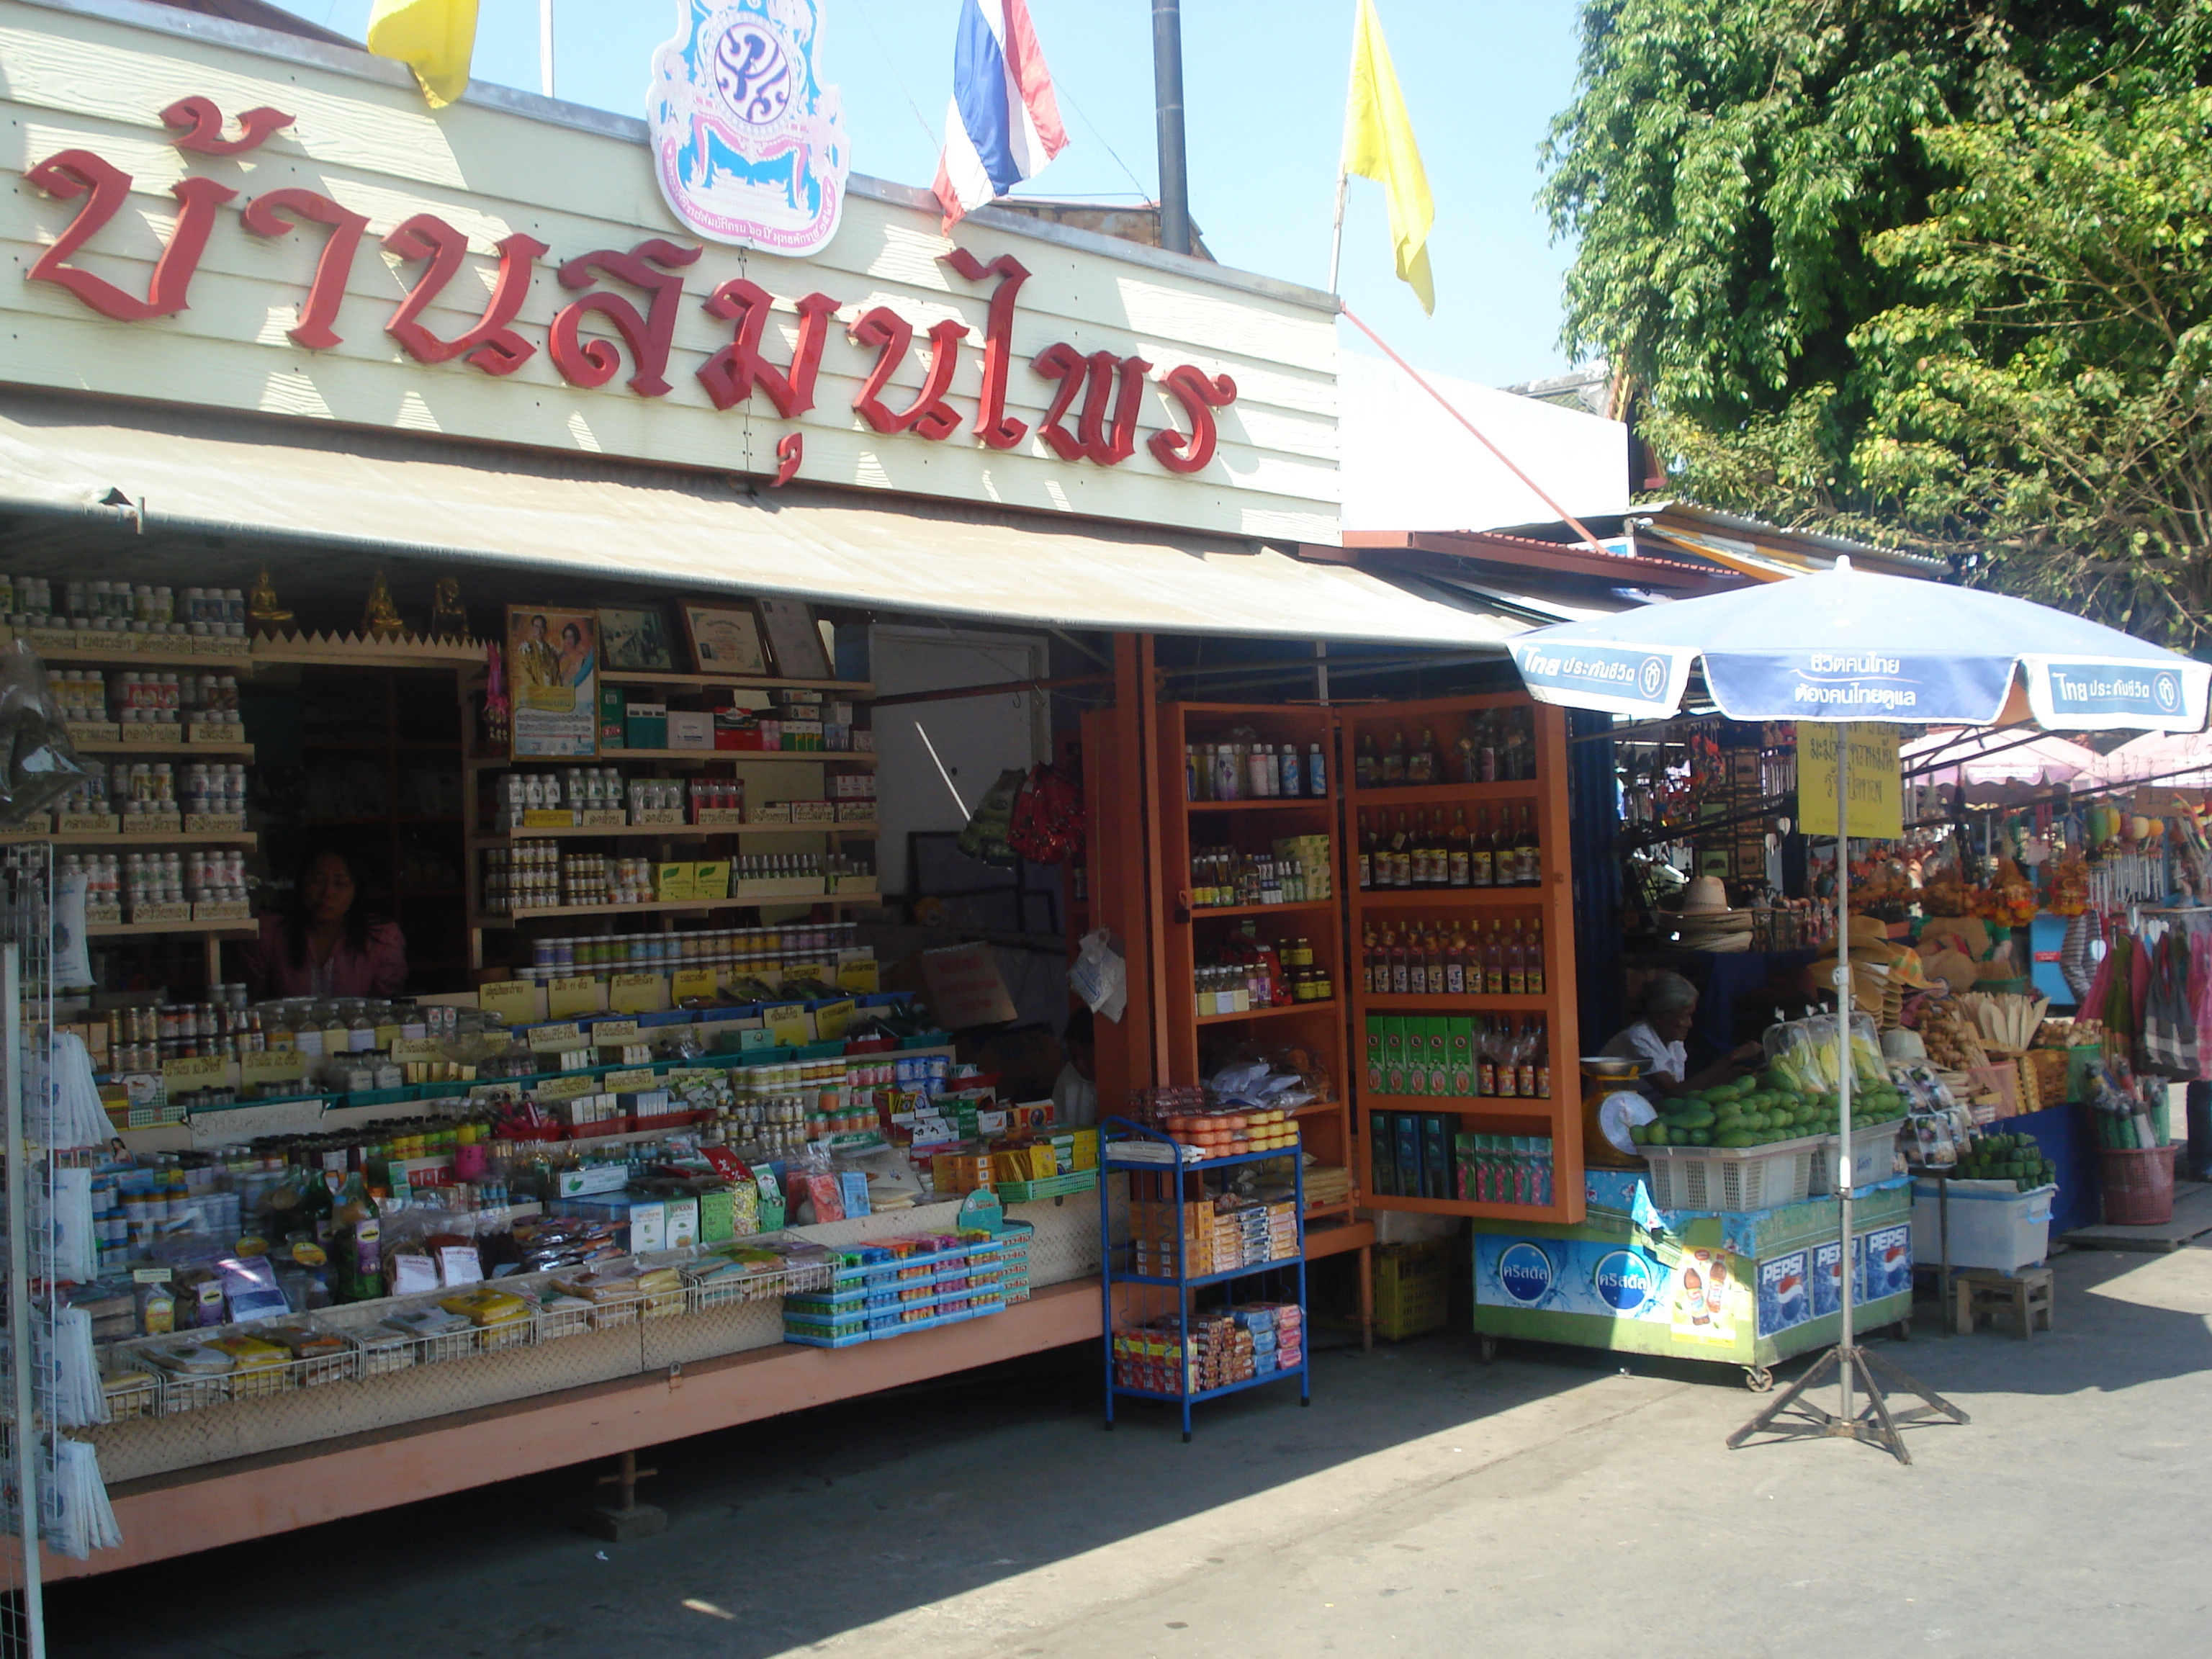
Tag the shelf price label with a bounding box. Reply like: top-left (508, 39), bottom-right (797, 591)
top-left (389, 1037), bottom-right (446, 1063)
top-left (477, 981), bottom-right (545, 1025)
top-left (763, 1004), bottom-right (814, 1048)
top-left (547, 976), bottom-right (608, 1019)
top-left (608, 971), bottom-right (670, 1015)
top-left (591, 1018), bottom-right (643, 1044)
top-left (239, 1050), bottom-right (306, 1085)
top-left (161, 1053), bottom-right (230, 1088)
top-left (814, 999), bottom-right (857, 1040)
top-left (527, 1022), bottom-right (584, 1053)
top-left (671, 968), bottom-right (717, 1003)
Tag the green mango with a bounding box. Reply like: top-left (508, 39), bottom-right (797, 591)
top-left (1716, 1130), bottom-right (1755, 1148)
top-left (1690, 1128), bottom-right (1713, 1146)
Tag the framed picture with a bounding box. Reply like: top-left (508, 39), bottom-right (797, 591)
top-left (756, 596), bottom-right (834, 680)
top-left (597, 604), bottom-right (675, 673)
top-left (680, 602), bottom-right (768, 675)
top-left (505, 604), bottom-right (599, 757)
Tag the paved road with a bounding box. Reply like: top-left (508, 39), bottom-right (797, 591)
top-left (50, 1239), bottom-right (2212, 1659)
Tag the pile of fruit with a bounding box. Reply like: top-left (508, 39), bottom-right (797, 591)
top-left (1630, 1069), bottom-right (1902, 1149)
top-left (1159, 1108), bottom-right (1299, 1159)
top-left (1950, 1132), bottom-right (2056, 1191)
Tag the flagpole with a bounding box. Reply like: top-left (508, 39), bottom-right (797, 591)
top-left (1327, 168), bottom-right (1349, 295)
top-left (539, 0), bottom-right (556, 99)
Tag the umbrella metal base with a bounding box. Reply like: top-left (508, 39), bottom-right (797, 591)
top-left (1727, 1342), bottom-right (1969, 1465)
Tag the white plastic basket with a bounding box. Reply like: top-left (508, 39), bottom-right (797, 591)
top-left (1809, 1118), bottom-right (1907, 1196)
top-left (1642, 1134), bottom-right (1822, 1213)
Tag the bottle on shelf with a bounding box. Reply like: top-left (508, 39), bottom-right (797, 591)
top-left (1470, 807), bottom-right (1495, 888)
top-left (1388, 812), bottom-right (1411, 889)
top-left (1513, 804), bottom-right (1539, 886)
top-left (1478, 711), bottom-right (1500, 783)
top-left (1382, 730), bottom-right (1408, 786)
top-left (1447, 808), bottom-right (1472, 887)
top-left (1527, 920), bottom-right (1547, 996)
top-left (1506, 920), bottom-right (1527, 997)
top-left (1355, 732), bottom-right (1379, 788)
top-left (1390, 926), bottom-right (1411, 994)
top-left (1307, 742), bottom-right (1327, 798)
top-left (1422, 922), bottom-right (1445, 996)
top-left (1408, 728), bottom-right (1438, 786)
top-left (1451, 727), bottom-right (1478, 785)
top-left (1483, 922), bottom-right (1506, 996)
top-left (1358, 811), bottom-right (1378, 890)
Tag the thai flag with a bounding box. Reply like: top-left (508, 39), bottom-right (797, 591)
top-left (932, 0), bottom-right (1070, 230)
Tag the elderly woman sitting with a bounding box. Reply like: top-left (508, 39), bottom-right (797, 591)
top-left (1601, 971), bottom-right (1763, 1100)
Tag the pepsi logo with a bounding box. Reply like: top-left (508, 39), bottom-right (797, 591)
top-left (1592, 1249), bottom-right (1655, 1313)
top-left (1496, 1241), bottom-right (1554, 1305)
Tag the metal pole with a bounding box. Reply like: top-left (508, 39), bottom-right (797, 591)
top-left (1326, 169), bottom-right (1349, 295)
top-left (539, 0), bottom-right (556, 99)
top-left (1151, 0), bottom-right (1191, 256)
top-left (5, 944), bottom-right (46, 1658)
top-left (1834, 740), bottom-right (1855, 1421)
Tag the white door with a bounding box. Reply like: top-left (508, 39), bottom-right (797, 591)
top-left (869, 625), bottom-right (1048, 897)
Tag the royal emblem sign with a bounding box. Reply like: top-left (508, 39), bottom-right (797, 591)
top-left (649, 0), bottom-right (850, 253)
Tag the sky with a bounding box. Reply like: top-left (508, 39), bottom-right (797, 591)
top-left (282, 1), bottom-right (1586, 388)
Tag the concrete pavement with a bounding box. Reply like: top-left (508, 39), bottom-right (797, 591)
top-left (50, 1238), bottom-right (2212, 1658)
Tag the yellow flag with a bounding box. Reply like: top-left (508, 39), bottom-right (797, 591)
top-left (1341, 0), bottom-right (1436, 313)
top-left (367, 0), bottom-right (480, 109)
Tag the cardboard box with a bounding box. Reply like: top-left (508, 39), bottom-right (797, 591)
top-left (667, 710), bottom-right (714, 750)
top-left (655, 861), bottom-right (697, 901)
top-left (599, 685), bottom-right (625, 750)
top-left (693, 860), bottom-right (730, 899)
top-left (626, 703), bottom-right (667, 748)
top-left (911, 943), bottom-right (1017, 1029)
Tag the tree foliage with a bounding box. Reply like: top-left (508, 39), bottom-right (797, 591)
top-left (1543, 0), bottom-right (2212, 642)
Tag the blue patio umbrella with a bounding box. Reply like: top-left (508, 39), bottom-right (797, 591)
top-left (1506, 557), bottom-right (2206, 1461)
top-left (1509, 557), bottom-right (2210, 731)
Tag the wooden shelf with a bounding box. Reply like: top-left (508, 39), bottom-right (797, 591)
top-left (0, 830), bottom-right (257, 846)
top-left (89, 919), bottom-right (257, 938)
top-left (1360, 1193), bottom-right (1576, 1223)
top-left (1359, 992), bottom-right (1551, 1011)
top-left (1185, 899), bottom-right (1336, 920)
top-left (472, 750), bottom-right (875, 767)
top-left (1352, 886), bottom-right (1545, 907)
top-left (1194, 998), bottom-right (1339, 1026)
top-left (469, 823), bottom-right (878, 844)
top-left (32, 646), bottom-right (257, 671)
top-left (1303, 1218), bottom-right (1377, 1261)
top-left (1290, 1097), bottom-right (1345, 1119)
top-left (476, 894), bottom-right (880, 925)
top-left (1362, 1094), bottom-right (1568, 1119)
top-left (595, 671), bottom-right (873, 694)
top-left (1184, 796), bottom-right (1334, 812)
top-left (1347, 779), bottom-right (1542, 809)
top-left (80, 739), bottom-right (254, 757)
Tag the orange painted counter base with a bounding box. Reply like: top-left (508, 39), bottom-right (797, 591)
top-left (53, 1282), bottom-right (1106, 1581)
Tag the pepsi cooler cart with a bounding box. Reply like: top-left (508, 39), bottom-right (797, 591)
top-left (1470, 1171), bottom-right (1914, 1392)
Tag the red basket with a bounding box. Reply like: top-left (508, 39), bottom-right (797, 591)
top-left (2100, 1143), bottom-right (2177, 1226)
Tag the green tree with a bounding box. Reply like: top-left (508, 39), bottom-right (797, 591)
top-left (1541, 0), bottom-right (2186, 529)
top-left (1853, 86), bottom-right (2212, 643)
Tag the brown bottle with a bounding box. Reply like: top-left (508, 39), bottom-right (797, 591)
top-left (1408, 728), bottom-right (1439, 786)
top-left (1359, 811), bottom-right (1378, 891)
top-left (1446, 922), bottom-right (1469, 995)
top-left (1506, 920), bottom-right (1527, 997)
top-left (1527, 920), bottom-right (1547, 997)
top-left (1470, 807), bottom-right (1495, 888)
top-left (1483, 921), bottom-right (1506, 996)
top-left (1447, 807), bottom-right (1472, 887)
top-left (1514, 804), bottom-right (1539, 886)
top-left (1424, 922), bottom-right (1445, 994)
top-left (1391, 811), bottom-right (1413, 888)
top-left (1390, 927), bottom-right (1412, 994)
top-left (1382, 730), bottom-right (1408, 786)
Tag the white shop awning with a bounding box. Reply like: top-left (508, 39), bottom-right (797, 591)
top-left (0, 395), bottom-right (1524, 650)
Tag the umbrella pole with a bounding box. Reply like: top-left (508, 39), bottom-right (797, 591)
top-left (1730, 730), bottom-right (1970, 1461)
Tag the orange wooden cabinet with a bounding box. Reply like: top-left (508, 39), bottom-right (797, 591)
top-left (1341, 693), bottom-right (1584, 1223)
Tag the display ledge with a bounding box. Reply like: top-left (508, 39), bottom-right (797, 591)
top-left (1105, 1142), bottom-right (1303, 1172)
top-left (1352, 886), bottom-right (1545, 905)
top-left (1361, 1094), bottom-right (1567, 1117)
top-left (469, 823), bottom-right (878, 844)
top-left (1185, 899), bottom-right (1335, 920)
top-left (1303, 1216), bottom-right (1377, 1262)
top-left (477, 895), bottom-right (882, 925)
top-left (1109, 1253), bottom-right (1302, 1290)
top-left (596, 670), bottom-right (873, 694)
top-left (35, 646), bottom-right (258, 670)
top-left (1362, 1193), bottom-right (1579, 1223)
top-left (0, 830), bottom-right (257, 846)
top-left (475, 750), bottom-right (875, 767)
top-left (1184, 796), bottom-right (1334, 812)
top-left (89, 919), bottom-right (257, 938)
top-left (1357, 992), bottom-right (1551, 1010)
top-left (1107, 1367), bottom-right (1305, 1406)
top-left (80, 738), bottom-right (254, 757)
top-left (1347, 780), bottom-right (1542, 807)
top-left (1290, 1098), bottom-right (1344, 1119)
top-left (1194, 999), bottom-right (1338, 1025)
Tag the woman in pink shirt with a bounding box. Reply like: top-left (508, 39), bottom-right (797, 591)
top-left (241, 846), bottom-right (408, 999)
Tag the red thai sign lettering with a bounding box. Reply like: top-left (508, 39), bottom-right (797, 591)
top-left (849, 307), bottom-right (966, 440)
top-left (696, 280), bottom-right (840, 418)
top-left (549, 239), bottom-right (701, 397)
top-left (19, 103), bottom-right (1245, 487)
top-left (383, 215), bottom-right (545, 376)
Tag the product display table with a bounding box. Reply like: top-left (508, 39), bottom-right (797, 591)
top-left (1471, 1169), bottom-right (1915, 1391)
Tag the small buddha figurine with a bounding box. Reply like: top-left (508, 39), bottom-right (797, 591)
top-left (247, 567), bottom-right (293, 629)
top-left (361, 570), bottom-right (405, 639)
top-left (429, 575), bottom-right (468, 639)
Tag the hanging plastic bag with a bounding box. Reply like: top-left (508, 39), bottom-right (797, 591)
top-left (40, 1032), bottom-right (110, 1150)
top-left (956, 768), bottom-right (1028, 868)
top-left (0, 639), bottom-right (89, 825)
top-left (1071, 928), bottom-right (1127, 1023)
top-left (1007, 763), bottom-right (1086, 865)
top-left (53, 861), bottom-right (92, 992)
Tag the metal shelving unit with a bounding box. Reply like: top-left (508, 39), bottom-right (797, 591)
top-left (1100, 1120), bottom-right (1309, 1440)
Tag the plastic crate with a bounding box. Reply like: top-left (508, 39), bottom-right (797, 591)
top-left (1372, 1240), bottom-right (1449, 1341)
top-left (1914, 1179), bottom-right (2056, 1272)
top-left (1642, 1134), bottom-right (1820, 1213)
top-left (1808, 1118), bottom-right (1907, 1196)
top-left (994, 1169), bottom-right (1099, 1202)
